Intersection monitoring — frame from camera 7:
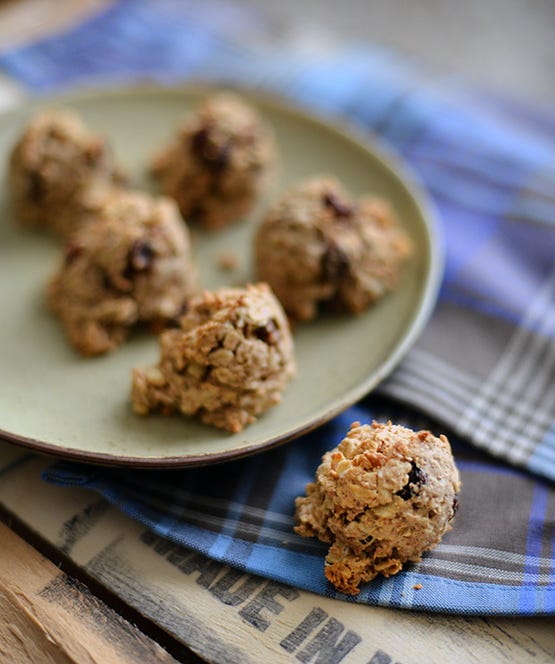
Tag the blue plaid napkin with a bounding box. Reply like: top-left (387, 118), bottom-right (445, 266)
top-left (3, 0), bottom-right (555, 615)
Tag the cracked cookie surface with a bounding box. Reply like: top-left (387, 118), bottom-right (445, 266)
top-left (151, 92), bottom-right (275, 230)
top-left (255, 176), bottom-right (412, 320)
top-left (9, 109), bottom-right (125, 236)
top-left (48, 189), bottom-right (196, 356)
top-left (294, 420), bottom-right (460, 595)
top-left (131, 283), bottom-right (295, 433)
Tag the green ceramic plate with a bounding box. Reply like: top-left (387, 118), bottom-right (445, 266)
top-left (0, 85), bottom-right (442, 467)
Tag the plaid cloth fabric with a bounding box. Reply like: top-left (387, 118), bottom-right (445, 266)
top-left (44, 401), bottom-right (555, 615)
top-left (2, 0), bottom-right (555, 614)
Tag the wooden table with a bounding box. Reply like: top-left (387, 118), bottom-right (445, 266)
top-left (1, 2), bottom-right (554, 662)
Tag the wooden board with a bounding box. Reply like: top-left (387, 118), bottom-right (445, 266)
top-left (0, 444), bottom-right (554, 664)
top-left (0, 520), bottom-right (178, 663)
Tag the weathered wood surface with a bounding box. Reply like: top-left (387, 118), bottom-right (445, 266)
top-left (0, 520), bottom-right (178, 664)
top-left (0, 446), bottom-right (554, 664)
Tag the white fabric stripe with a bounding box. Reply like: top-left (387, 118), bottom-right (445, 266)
top-left (461, 266), bottom-right (555, 433)
top-left (460, 266), bottom-right (555, 442)
top-left (409, 347), bottom-right (481, 392)
top-left (503, 442), bottom-right (531, 465)
top-left (384, 365), bottom-right (547, 463)
top-left (115, 483), bottom-right (288, 534)
top-left (119, 483), bottom-right (555, 570)
top-left (391, 357), bottom-right (475, 408)
top-left (378, 573), bottom-right (395, 605)
top-left (410, 348), bottom-right (555, 426)
top-left (434, 544), bottom-right (553, 567)
top-left (486, 299), bottom-right (555, 457)
top-left (504, 303), bottom-right (555, 399)
top-left (468, 316), bottom-right (555, 460)
top-left (468, 406), bottom-right (546, 462)
top-left (390, 348), bottom-right (554, 431)
top-left (122, 482), bottom-right (552, 569)
top-left (518, 334), bottom-right (555, 441)
top-left (386, 361), bottom-right (543, 445)
top-left (136, 485), bottom-right (295, 527)
top-left (414, 558), bottom-right (552, 584)
top-left (382, 372), bottom-right (462, 421)
top-left (471, 396), bottom-right (548, 456)
top-left (533, 355), bottom-right (555, 416)
top-left (135, 493), bottom-right (325, 550)
top-left (122, 484), bottom-right (555, 567)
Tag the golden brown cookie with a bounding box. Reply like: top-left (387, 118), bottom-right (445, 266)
top-left (151, 92), bottom-right (275, 230)
top-left (9, 109), bottom-right (125, 236)
top-left (132, 283), bottom-right (295, 432)
top-left (295, 420), bottom-right (460, 595)
top-left (255, 176), bottom-right (412, 320)
top-left (48, 189), bottom-right (196, 355)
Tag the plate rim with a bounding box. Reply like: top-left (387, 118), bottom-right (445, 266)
top-left (0, 82), bottom-right (444, 467)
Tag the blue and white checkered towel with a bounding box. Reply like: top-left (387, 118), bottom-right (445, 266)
top-left (3, 0), bottom-right (555, 614)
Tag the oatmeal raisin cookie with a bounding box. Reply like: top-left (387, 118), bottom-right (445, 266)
top-left (9, 109), bottom-right (124, 235)
top-left (255, 176), bottom-right (412, 320)
top-left (294, 420), bottom-right (460, 595)
top-left (48, 190), bottom-right (196, 355)
top-left (131, 283), bottom-right (295, 432)
top-left (150, 92), bottom-right (275, 230)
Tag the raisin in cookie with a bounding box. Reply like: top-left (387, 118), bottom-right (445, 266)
top-left (150, 92), bottom-right (275, 230)
top-left (132, 283), bottom-right (295, 433)
top-left (9, 109), bottom-right (125, 236)
top-left (255, 176), bottom-right (412, 320)
top-left (294, 421), bottom-right (460, 595)
top-left (48, 190), bottom-right (196, 356)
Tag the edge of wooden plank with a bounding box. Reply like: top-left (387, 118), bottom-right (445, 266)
top-left (0, 514), bottom-right (197, 664)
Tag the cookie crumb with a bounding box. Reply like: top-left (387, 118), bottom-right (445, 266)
top-left (413, 584), bottom-right (423, 590)
top-left (217, 252), bottom-right (239, 271)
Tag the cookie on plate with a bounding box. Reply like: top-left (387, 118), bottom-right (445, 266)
top-left (132, 283), bottom-right (295, 433)
top-left (9, 109), bottom-right (125, 236)
top-left (150, 92), bottom-right (275, 230)
top-left (294, 420), bottom-right (460, 595)
top-left (48, 189), bottom-right (196, 356)
top-left (255, 176), bottom-right (412, 320)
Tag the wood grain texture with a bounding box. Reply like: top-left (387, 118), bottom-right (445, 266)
top-left (0, 445), bottom-right (554, 664)
top-left (0, 521), bottom-right (178, 664)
